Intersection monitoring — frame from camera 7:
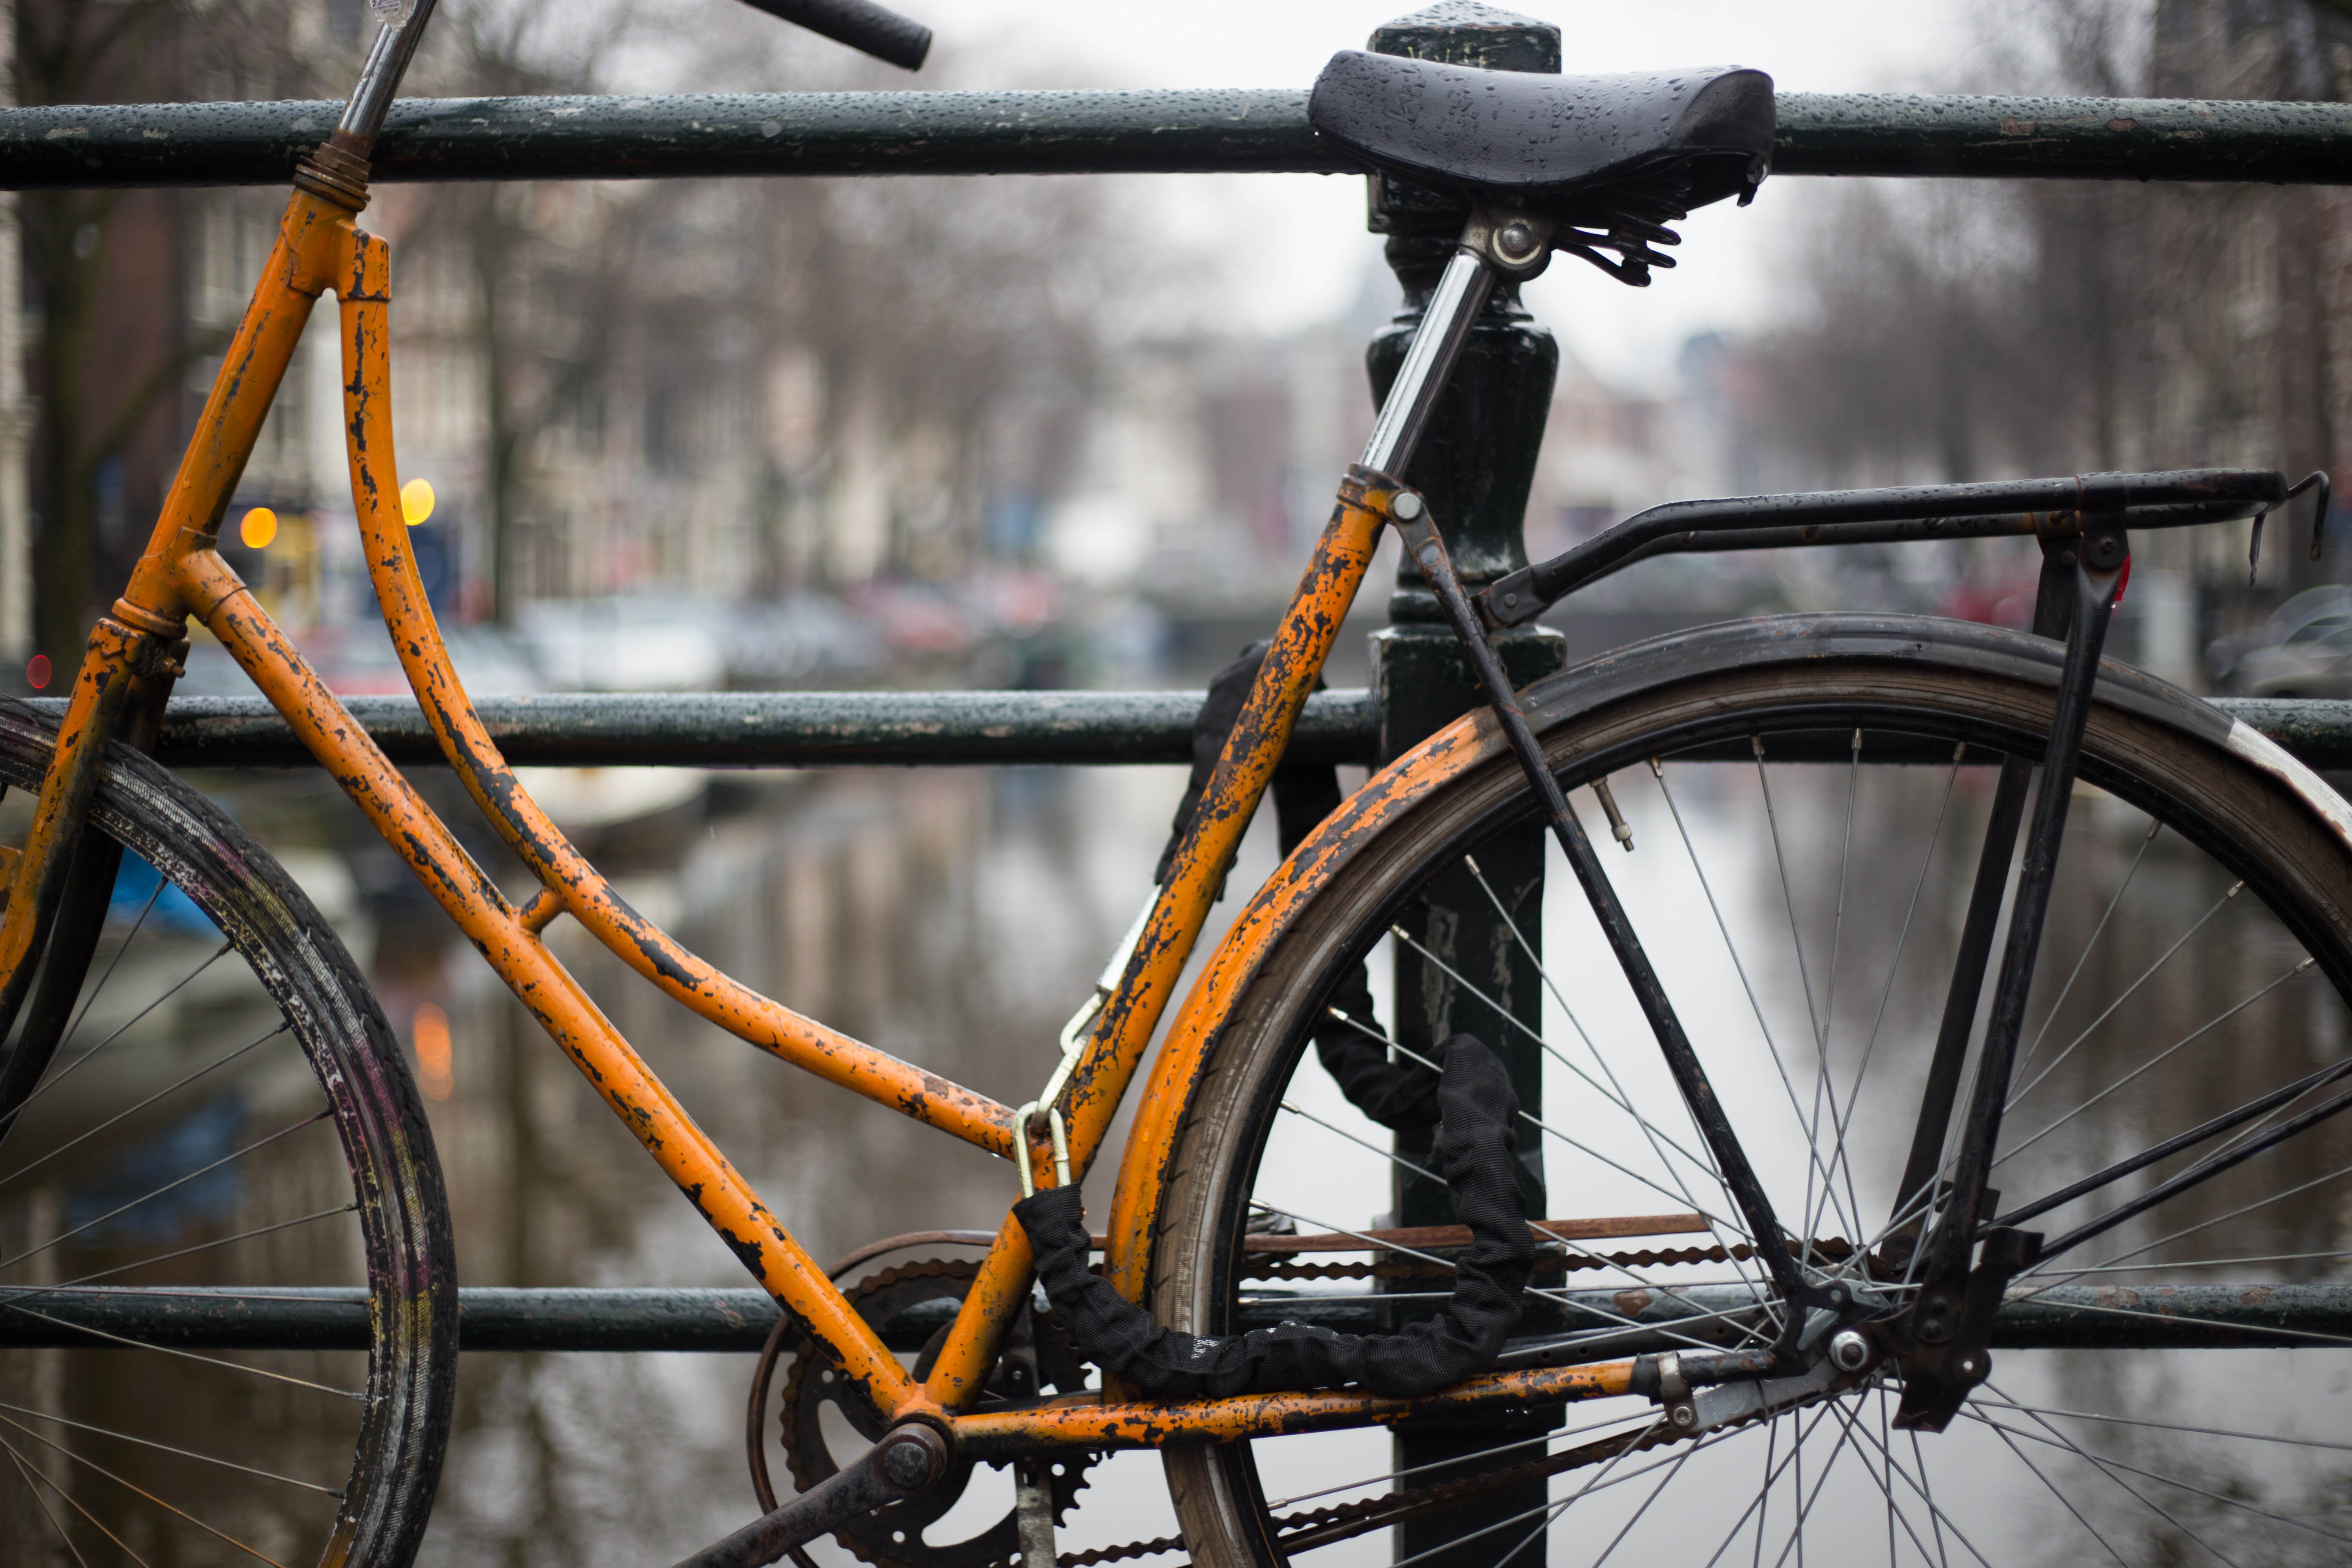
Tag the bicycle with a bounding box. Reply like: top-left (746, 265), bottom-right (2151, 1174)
top-left (6, 0), bottom-right (2352, 1563)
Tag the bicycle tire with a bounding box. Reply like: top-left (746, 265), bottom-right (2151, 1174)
top-left (0, 697), bottom-right (455, 1568)
top-left (1152, 614), bottom-right (2352, 1567)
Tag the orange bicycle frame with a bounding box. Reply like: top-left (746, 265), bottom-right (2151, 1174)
top-left (4, 162), bottom-right (1633, 1454)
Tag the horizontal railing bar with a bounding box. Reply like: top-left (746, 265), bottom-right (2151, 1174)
top-left (22, 692), bottom-right (2348, 771)
top-left (25, 689), bottom-right (1379, 769)
top-left (0, 1281), bottom-right (2339, 1352)
top-left (3, 90), bottom-right (2348, 190)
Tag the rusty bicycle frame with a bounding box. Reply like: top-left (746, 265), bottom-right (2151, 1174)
top-left (0, 18), bottom-right (1650, 1480)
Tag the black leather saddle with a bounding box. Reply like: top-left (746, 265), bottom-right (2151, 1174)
top-left (1308, 50), bottom-right (1775, 230)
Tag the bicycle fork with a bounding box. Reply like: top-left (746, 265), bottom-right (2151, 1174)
top-left (1371, 206), bottom-right (2132, 1402)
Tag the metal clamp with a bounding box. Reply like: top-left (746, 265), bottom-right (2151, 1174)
top-left (1012, 1102), bottom-right (1071, 1199)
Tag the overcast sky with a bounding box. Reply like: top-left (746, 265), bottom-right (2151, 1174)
top-left (866, 1), bottom-right (1989, 388)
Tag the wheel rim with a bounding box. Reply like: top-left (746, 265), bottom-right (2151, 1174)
top-left (0, 712), bottom-right (452, 1568)
top-left (1163, 674), bottom-right (2352, 1566)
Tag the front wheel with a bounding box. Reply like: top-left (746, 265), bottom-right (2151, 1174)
top-left (0, 698), bottom-right (456, 1568)
top-left (1153, 615), bottom-right (2352, 1567)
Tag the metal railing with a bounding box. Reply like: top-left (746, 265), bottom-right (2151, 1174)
top-left (21, 22), bottom-right (2352, 1524)
top-left (3, 89), bottom-right (2349, 187)
top-left (25, 691), bottom-right (2352, 770)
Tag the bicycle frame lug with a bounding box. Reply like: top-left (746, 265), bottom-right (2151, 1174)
top-left (1892, 1226), bottom-right (2040, 1432)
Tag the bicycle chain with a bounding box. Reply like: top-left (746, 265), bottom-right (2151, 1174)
top-left (1064, 1235), bottom-right (1859, 1567)
top-left (1242, 1235), bottom-right (1852, 1282)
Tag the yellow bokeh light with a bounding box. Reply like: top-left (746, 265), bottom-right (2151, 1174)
top-left (238, 507), bottom-right (278, 549)
top-left (400, 478), bottom-right (436, 527)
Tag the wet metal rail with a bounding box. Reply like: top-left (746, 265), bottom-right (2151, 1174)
top-left (0, 1283), bottom-right (2338, 1353)
top-left (25, 691), bottom-right (2352, 771)
top-left (2, 90), bottom-right (2349, 189)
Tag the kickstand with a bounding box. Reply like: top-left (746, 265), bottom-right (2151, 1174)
top-left (1015, 1459), bottom-right (1057, 1568)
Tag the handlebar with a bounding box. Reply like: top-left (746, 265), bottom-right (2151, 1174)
top-left (733, 0), bottom-right (931, 70)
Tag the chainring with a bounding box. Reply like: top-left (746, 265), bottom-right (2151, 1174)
top-left (781, 1257), bottom-right (1093, 1568)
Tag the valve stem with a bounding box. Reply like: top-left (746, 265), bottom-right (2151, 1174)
top-left (1592, 776), bottom-right (1634, 851)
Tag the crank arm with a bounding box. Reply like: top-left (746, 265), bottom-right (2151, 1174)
top-left (673, 1423), bottom-right (950, 1568)
top-left (1381, 487), bottom-right (1824, 1322)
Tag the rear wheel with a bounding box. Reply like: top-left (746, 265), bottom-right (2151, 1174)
top-left (0, 698), bottom-right (455, 1568)
top-left (1153, 620), bottom-right (2352, 1567)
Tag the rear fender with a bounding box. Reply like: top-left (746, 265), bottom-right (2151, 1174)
top-left (1100, 611), bottom-right (2352, 1300)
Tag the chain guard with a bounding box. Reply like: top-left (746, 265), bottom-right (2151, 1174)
top-left (780, 1258), bottom-right (1093, 1568)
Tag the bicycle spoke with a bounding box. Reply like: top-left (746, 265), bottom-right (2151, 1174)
top-left (2004, 883), bottom-right (2242, 1112)
top-left (49, 874), bottom-right (165, 1056)
top-left (1834, 1400), bottom-right (1994, 1568)
top-left (0, 1107), bottom-right (333, 1271)
top-left (1998, 958), bottom-right (2315, 1166)
top-left (1910, 1431), bottom-right (1949, 1568)
top-left (1588, 1439), bottom-right (1700, 1567)
top-left (1460, 848), bottom-right (1767, 1298)
top-left (1693, 1406), bottom-right (1836, 1568)
top-left (0, 1300), bottom-right (366, 1400)
top-left (4, 1439), bottom-right (99, 1568)
top-left (1380, 924), bottom-right (1729, 1188)
top-left (0, 1400), bottom-right (343, 1496)
top-left (1837, 1390), bottom-right (1936, 1568)
top-left (1799, 731), bottom-right (1866, 1255)
top-left (15, 940), bottom-right (234, 1112)
top-left (0, 1020), bottom-right (291, 1192)
top-left (1824, 749), bottom-right (1964, 1238)
top-left (2017, 1155), bottom-right (2352, 1298)
top-left (0, 1201), bottom-right (358, 1297)
top-left (0, 1409), bottom-right (289, 1568)
top-left (1976, 1384), bottom-right (2250, 1565)
top-left (1653, 759), bottom-right (1857, 1244)
top-left (1979, 1398), bottom-right (2352, 1455)
top-left (1959, 1402), bottom-right (2254, 1564)
top-left (2011, 818), bottom-right (2160, 1088)
top-left (1877, 1390), bottom-right (1898, 1568)
top-left (1979, 1417), bottom-right (2130, 1567)
top-left (1753, 740), bottom-right (1860, 1251)
top-left (1765, 1399), bottom-right (1869, 1568)
top-left (1323, 1009), bottom-right (1746, 1235)
top-left (1, 1427), bottom-right (156, 1568)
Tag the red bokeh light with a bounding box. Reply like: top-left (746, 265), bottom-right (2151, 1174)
top-left (25, 654), bottom-right (49, 690)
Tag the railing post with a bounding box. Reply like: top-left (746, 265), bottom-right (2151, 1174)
top-left (1365, 6), bottom-right (1566, 1564)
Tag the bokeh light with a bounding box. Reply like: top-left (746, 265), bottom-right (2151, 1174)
top-left (400, 478), bottom-right (435, 526)
top-left (239, 506), bottom-right (278, 549)
top-left (412, 1002), bottom-right (453, 1101)
top-left (25, 654), bottom-right (49, 690)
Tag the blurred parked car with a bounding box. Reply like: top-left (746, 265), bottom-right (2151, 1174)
top-left (516, 596), bottom-right (730, 692)
top-left (2210, 585), bottom-right (2352, 697)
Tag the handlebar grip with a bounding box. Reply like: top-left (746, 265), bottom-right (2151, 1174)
top-left (735, 0), bottom-right (930, 70)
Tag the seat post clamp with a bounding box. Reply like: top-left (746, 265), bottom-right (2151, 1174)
top-left (1460, 205), bottom-right (1555, 281)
